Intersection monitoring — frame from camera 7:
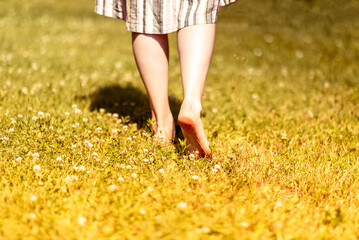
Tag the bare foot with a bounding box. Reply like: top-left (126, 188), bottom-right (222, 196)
top-left (152, 116), bottom-right (175, 144)
top-left (178, 100), bottom-right (210, 157)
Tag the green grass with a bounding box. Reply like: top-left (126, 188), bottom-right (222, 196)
top-left (1, 0), bottom-right (359, 239)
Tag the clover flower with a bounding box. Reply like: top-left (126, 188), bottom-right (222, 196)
top-left (177, 202), bottom-right (187, 210)
top-left (108, 184), bottom-right (118, 192)
top-left (30, 195), bottom-right (37, 202)
top-left (77, 217), bottom-right (87, 226)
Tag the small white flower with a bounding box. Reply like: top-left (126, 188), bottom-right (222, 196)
top-left (1, 136), bottom-right (9, 141)
top-left (158, 169), bottom-right (164, 173)
top-left (201, 226), bottom-right (211, 234)
top-left (65, 112), bottom-right (70, 116)
top-left (92, 152), bottom-right (99, 158)
top-left (78, 166), bottom-right (86, 172)
top-left (281, 133), bottom-right (287, 140)
top-left (214, 164), bottom-right (221, 170)
top-left (28, 213), bottom-right (37, 219)
top-left (131, 173), bottom-right (137, 178)
top-left (189, 153), bottom-right (196, 160)
top-left (192, 175), bottom-right (199, 180)
top-left (112, 113), bottom-right (119, 119)
top-left (82, 117), bottom-right (88, 122)
top-left (295, 50), bottom-right (304, 59)
top-left (143, 158), bottom-right (149, 163)
top-left (77, 217), bottom-right (87, 226)
top-left (177, 202), bottom-right (187, 210)
top-left (72, 104), bottom-right (78, 109)
top-left (108, 184), bottom-right (118, 192)
top-left (60, 186), bottom-right (67, 193)
top-left (253, 48), bottom-right (263, 57)
top-left (139, 209), bottom-right (146, 215)
top-left (264, 34), bottom-right (274, 43)
top-left (68, 175), bottom-right (79, 182)
top-left (324, 81), bottom-right (330, 89)
top-left (75, 109), bottom-right (82, 115)
top-left (126, 165), bottom-right (132, 169)
top-left (143, 148), bottom-right (148, 153)
top-left (8, 128), bottom-right (14, 133)
top-left (117, 176), bottom-right (124, 182)
top-left (127, 137), bottom-right (132, 141)
top-left (18, 114), bottom-right (23, 118)
top-left (32, 116), bottom-right (38, 121)
top-left (33, 165), bottom-right (41, 172)
top-left (111, 129), bottom-right (119, 135)
top-left (56, 156), bottom-right (63, 161)
top-left (204, 203), bottom-right (211, 208)
top-left (211, 168), bottom-right (218, 173)
top-left (99, 108), bottom-right (105, 114)
top-left (16, 157), bottom-right (22, 162)
top-left (11, 120), bottom-right (16, 124)
top-left (275, 201), bottom-right (283, 208)
top-left (96, 127), bottom-right (102, 133)
top-left (84, 140), bottom-right (93, 148)
top-left (240, 221), bottom-right (250, 228)
top-left (32, 153), bottom-right (39, 158)
top-left (49, 126), bottom-right (54, 131)
top-left (30, 195), bottom-right (37, 201)
top-left (71, 144), bottom-right (77, 149)
top-left (307, 110), bottom-right (314, 118)
top-left (38, 112), bottom-right (44, 118)
top-left (66, 175), bottom-right (78, 182)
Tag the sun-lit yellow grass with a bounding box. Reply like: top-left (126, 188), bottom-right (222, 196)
top-left (1, 0), bottom-right (359, 239)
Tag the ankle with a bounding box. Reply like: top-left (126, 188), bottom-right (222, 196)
top-left (154, 114), bottom-right (174, 132)
top-left (180, 99), bottom-right (202, 115)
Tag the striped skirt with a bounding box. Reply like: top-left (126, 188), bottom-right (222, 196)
top-left (95, 0), bottom-right (236, 34)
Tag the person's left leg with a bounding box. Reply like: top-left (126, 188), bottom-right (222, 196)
top-left (132, 33), bottom-right (175, 141)
top-left (177, 24), bottom-right (216, 157)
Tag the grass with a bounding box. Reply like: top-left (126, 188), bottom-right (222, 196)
top-left (1, 0), bottom-right (359, 239)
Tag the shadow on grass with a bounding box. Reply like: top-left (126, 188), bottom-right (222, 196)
top-left (85, 84), bottom-right (184, 139)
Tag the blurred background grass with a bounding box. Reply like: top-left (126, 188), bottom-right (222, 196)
top-left (1, 0), bottom-right (359, 156)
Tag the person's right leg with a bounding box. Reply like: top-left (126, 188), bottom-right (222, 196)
top-left (132, 33), bottom-right (175, 141)
top-left (177, 24), bottom-right (216, 157)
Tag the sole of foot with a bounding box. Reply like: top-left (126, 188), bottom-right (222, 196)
top-left (178, 101), bottom-right (211, 158)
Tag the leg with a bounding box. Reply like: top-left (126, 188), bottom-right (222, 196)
top-left (132, 33), bottom-right (175, 141)
top-left (177, 24), bottom-right (216, 157)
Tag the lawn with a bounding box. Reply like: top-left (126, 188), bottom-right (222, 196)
top-left (1, 0), bottom-right (359, 239)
